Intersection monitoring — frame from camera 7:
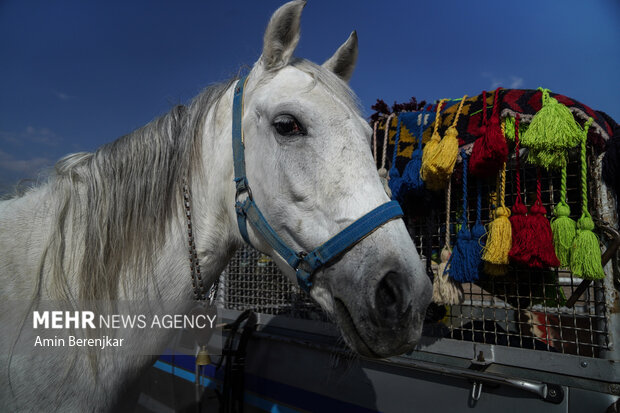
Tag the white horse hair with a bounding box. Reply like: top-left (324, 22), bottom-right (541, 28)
top-left (0, 1), bottom-right (431, 411)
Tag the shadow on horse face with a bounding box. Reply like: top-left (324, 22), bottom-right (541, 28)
top-left (239, 1), bottom-right (432, 358)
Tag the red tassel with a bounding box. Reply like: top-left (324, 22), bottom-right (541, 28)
top-left (527, 199), bottom-right (561, 268)
top-left (470, 88), bottom-right (508, 177)
top-left (508, 115), bottom-right (532, 265)
top-left (515, 169), bottom-right (560, 268)
top-left (509, 199), bottom-right (531, 264)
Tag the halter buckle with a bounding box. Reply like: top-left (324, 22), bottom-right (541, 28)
top-left (234, 177), bottom-right (253, 202)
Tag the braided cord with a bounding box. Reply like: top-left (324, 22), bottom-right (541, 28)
top-left (381, 114), bottom-right (395, 170)
top-left (444, 178), bottom-right (452, 249)
top-left (580, 118), bottom-right (594, 216)
top-left (536, 168), bottom-right (543, 205)
top-left (492, 87), bottom-right (501, 117)
top-left (499, 162), bottom-right (507, 208)
top-left (559, 163), bottom-right (568, 206)
top-left (514, 115), bottom-right (523, 202)
top-left (461, 151), bottom-right (469, 226)
top-left (451, 95), bottom-right (468, 127)
top-left (372, 121), bottom-right (378, 163)
top-left (392, 116), bottom-right (402, 165)
top-left (433, 100), bottom-right (447, 135)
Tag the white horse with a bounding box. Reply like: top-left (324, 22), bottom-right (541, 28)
top-left (0, 1), bottom-right (431, 411)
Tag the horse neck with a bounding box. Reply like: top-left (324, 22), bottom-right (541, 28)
top-left (0, 85), bottom-right (240, 308)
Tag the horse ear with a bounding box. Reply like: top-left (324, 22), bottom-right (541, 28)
top-left (322, 31), bottom-right (358, 82)
top-left (260, 0), bottom-right (306, 71)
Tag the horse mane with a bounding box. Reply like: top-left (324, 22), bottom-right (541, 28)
top-left (41, 79), bottom-right (235, 303)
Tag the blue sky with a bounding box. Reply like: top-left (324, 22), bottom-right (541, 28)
top-left (1, 0), bottom-right (619, 192)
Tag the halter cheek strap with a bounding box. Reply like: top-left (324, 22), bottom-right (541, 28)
top-left (232, 75), bottom-right (404, 293)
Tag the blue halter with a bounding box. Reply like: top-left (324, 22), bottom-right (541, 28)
top-left (232, 75), bottom-right (404, 292)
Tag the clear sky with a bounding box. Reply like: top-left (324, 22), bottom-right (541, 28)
top-left (1, 0), bottom-right (619, 192)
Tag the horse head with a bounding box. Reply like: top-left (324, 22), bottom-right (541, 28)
top-left (228, 1), bottom-right (431, 358)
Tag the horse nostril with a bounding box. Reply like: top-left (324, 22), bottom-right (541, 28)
top-left (375, 271), bottom-right (409, 322)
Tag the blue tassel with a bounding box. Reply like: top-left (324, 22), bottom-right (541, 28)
top-left (402, 112), bottom-right (426, 194)
top-left (448, 151), bottom-right (481, 282)
top-left (388, 170), bottom-right (406, 202)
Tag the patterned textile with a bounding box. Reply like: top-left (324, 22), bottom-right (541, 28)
top-left (375, 89), bottom-right (615, 175)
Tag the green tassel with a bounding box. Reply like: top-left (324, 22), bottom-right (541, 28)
top-left (571, 214), bottom-right (604, 280)
top-left (527, 150), bottom-right (568, 170)
top-left (550, 165), bottom-right (576, 266)
top-left (551, 202), bottom-right (576, 267)
top-left (503, 116), bottom-right (528, 143)
top-left (570, 118), bottom-right (604, 280)
top-left (521, 88), bottom-right (583, 170)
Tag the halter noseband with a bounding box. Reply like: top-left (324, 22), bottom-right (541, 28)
top-left (232, 75), bottom-right (404, 293)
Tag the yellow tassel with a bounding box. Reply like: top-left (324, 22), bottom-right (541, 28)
top-left (421, 131), bottom-right (440, 179)
top-left (482, 163), bottom-right (512, 270)
top-left (421, 96), bottom-right (467, 190)
top-left (433, 124), bottom-right (459, 173)
top-left (482, 206), bottom-right (512, 264)
top-left (421, 100), bottom-right (446, 186)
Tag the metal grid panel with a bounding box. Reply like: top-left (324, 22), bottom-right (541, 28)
top-left (407, 149), bottom-right (610, 358)
top-left (218, 149), bottom-right (613, 358)
top-left (219, 247), bottom-right (328, 322)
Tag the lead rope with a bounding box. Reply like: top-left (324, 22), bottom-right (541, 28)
top-left (182, 179), bottom-right (218, 407)
top-left (183, 180), bottom-right (219, 302)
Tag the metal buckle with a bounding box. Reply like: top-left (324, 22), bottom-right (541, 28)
top-left (234, 178), bottom-right (253, 202)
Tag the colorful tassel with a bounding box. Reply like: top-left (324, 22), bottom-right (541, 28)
top-left (388, 116), bottom-right (408, 202)
top-left (447, 151), bottom-right (480, 282)
top-left (432, 179), bottom-right (464, 305)
top-left (482, 162), bottom-right (512, 272)
top-left (524, 169), bottom-right (561, 268)
top-left (402, 112), bottom-right (426, 193)
top-left (571, 118), bottom-right (605, 280)
top-left (508, 115), bottom-right (531, 264)
top-left (378, 114), bottom-right (395, 198)
top-left (422, 96), bottom-right (467, 190)
top-left (470, 88), bottom-right (508, 177)
top-left (421, 100), bottom-right (446, 190)
top-left (551, 164), bottom-right (576, 266)
top-left (503, 115), bottom-right (528, 143)
top-left (506, 113), bottom-right (560, 268)
top-left (521, 88), bottom-right (583, 170)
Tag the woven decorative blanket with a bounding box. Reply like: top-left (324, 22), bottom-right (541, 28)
top-left (375, 89), bottom-right (616, 174)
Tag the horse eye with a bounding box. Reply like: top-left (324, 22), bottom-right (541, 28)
top-left (273, 115), bottom-right (305, 136)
